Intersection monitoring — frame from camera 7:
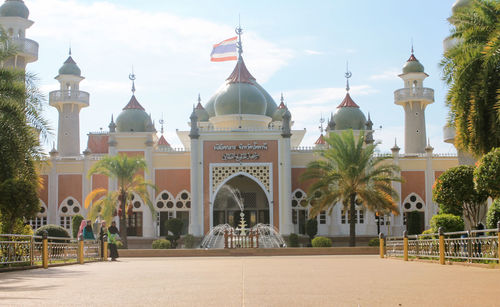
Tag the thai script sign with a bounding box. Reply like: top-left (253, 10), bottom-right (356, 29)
top-left (213, 142), bottom-right (268, 161)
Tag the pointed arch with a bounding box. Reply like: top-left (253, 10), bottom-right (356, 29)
top-left (402, 193), bottom-right (425, 212)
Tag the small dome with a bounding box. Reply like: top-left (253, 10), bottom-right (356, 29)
top-left (272, 95), bottom-right (287, 121)
top-left (452, 0), bottom-right (471, 14)
top-left (402, 54), bottom-right (424, 74)
top-left (332, 94), bottom-right (366, 130)
top-left (214, 82), bottom-right (267, 116)
top-left (195, 102), bottom-right (209, 122)
top-left (115, 96), bottom-right (152, 132)
top-left (0, 0), bottom-right (29, 19)
top-left (58, 56), bottom-right (81, 76)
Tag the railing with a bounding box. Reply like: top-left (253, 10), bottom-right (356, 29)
top-left (0, 233), bottom-right (105, 269)
top-left (384, 223), bottom-right (500, 264)
top-left (10, 37), bottom-right (39, 59)
top-left (49, 90), bottom-right (90, 105)
top-left (155, 147), bottom-right (190, 153)
top-left (198, 126), bottom-right (281, 133)
top-left (223, 229), bottom-right (260, 249)
top-left (394, 87), bottom-right (434, 103)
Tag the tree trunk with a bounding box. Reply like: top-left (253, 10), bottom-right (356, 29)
top-left (119, 191), bottom-right (128, 249)
top-left (349, 194), bottom-right (356, 247)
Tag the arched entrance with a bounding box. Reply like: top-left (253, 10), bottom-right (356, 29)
top-left (212, 175), bottom-right (270, 228)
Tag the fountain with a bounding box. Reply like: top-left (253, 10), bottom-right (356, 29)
top-left (200, 185), bottom-right (286, 249)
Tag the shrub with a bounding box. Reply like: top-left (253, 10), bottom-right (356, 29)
top-left (486, 198), bottom-right (500, 229)
top-left (305, 219), bottom-right (318, 242)
top-left (430, 214), bottom-right (464, 233)
top-left (419, 229), bottom-right (436, 240)
top-left (288, 233), bottom-right (299, 247)
top-left (152, 239), bottom-right (172, 249)
top-left (165, 218), bottom-right (184, 248)
top-left (368, 238), bottom-right (379, 247)
top-left (311, 236), bottom-right (332, 247)
top-left (35, 224), bottom-right (70, 239)
top-left (474, 148), bottom-right (500, 199)
top-left (183, 234), bottom-right (196, 248)
top-left (71, 214), bottom-right (84, 238)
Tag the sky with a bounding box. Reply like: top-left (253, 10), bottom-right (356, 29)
top-left (25, 0), bottom-right (459, 154)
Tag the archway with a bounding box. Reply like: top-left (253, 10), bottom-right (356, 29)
top-left (212, 175), bottom-right (269, 229)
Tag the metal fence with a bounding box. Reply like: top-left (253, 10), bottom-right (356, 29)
top-left (0, 234), bottom-right (104, 269)
top-left (385, 226), bottom-right (499, 263)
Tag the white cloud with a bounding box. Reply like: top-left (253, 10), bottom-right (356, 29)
top-left (369, 69), bottom-right (400, 81)
top-left (283, 85), bottom-right (378, 107)
top-left (304, 49), bottom-right (324, 55)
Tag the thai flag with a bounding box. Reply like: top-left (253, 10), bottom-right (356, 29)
top-left (210, 36), bottom-right (238, 62)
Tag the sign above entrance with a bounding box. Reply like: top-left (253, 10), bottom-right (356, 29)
top-left (213, 142), bottom-right (268, 162)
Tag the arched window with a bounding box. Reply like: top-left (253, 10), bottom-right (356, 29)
top-left (29, 200), bottom-right (48, 230)
top-left (402, 193), bottom-right (425, 233)
top-left (291, 189), bottom-right (309, 234)
top-left (340, 206), bottom-right (365, 224)
top-left (155, 190), bottom-right (190, 236)
top-left (59, 197), bottom-right (81, 231)
top-left (126, 193), bottom-right (144, 237)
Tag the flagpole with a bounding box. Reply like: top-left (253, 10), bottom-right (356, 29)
top-left (236, 22), bottom-right (242, 129)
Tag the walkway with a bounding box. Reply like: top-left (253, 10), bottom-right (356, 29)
top-left (0, 255), bottom-right (499, 306)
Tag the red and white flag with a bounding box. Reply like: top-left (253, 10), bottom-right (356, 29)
top-left (210, 36), bottom-right (237, 62)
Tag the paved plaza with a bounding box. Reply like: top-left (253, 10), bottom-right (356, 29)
top-left (0, 255), bottom-right (499, 306)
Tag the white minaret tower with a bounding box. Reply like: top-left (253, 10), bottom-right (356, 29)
top-left (394, 48), bottom-right (434, 154)
top-left (49, 50), bottom-right (90, 157)
top-left (0, 0), bottom-right (38, 69)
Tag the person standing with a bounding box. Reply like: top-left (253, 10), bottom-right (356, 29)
top-left (83, 220), bottom-right (96, 240)
top-left (99, 221), bottom-right (107, 258)
top-left (108, 221), bottom-right (120, 261)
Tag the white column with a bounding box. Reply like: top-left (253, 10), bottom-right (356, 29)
top-left (424, 149), bottom-right (434, 229)
top-left (48, 157), bottom-right (58, 225)
top-left (82, 154), bottom-right (91, 218)
top-left (391, 152), bottom-right (403, 236)
top-left (189, 138), bottom-right (202, 236)
top-left (281, 137), bottom-right (293, 235)
top-left (143, 142), bottom-right (155, 238)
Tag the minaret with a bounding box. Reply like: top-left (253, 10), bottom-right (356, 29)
top-left (49, 50), bottom-right (90, 157)
top-left (0, 0), bottom-right (38, 69)
top-left (394, 47), bottom-right (434, 154)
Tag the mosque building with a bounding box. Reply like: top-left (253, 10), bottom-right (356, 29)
top-left (1, 0), bottom-right (464, 244)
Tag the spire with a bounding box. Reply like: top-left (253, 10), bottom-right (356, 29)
top-left (129, 67), bottom-right (136, 95)
top-left (391, 138), bottom-right (400, 152)
top-left (226, 57), bottom-right (255, 84)
top-left (236, 17), bottom-right (243, 59)
top-left (319, 114), bottom-right (325, 135)
top-left (69, 44), bottom-right (72, 56)
top-left (337, 93), bottom-right (360, 108)
top-left (196, 93), bottom-right (204, 109)
top-left (327, 112), bottom-right (336, 130)
top-left (109, 114), bottom-right (116, 132)
top-left (159, 113), bottom-right (165, 135)
top-left (345, 61), bottom-right (352, 92)
top-left (278, 92), bottom-right (286, 109)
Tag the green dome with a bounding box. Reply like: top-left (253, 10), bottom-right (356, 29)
top-left (214, 82), bottom-right (267, 116)
top-left (116, 109), bottom-right (152, 132)
top-left (205, 95), bottom-right (216, 117)
top-left (0, 0), bottom-right (29, 19)
top-left (272, 107), bottom-right (287, 121)
top-left (333, 107), bottom-right (367, 130)
top-left (452, 0), bottom-right (471, 14)
top-left (254, 82), bottom-right (277, 117)
top-left (115, 96), bottom-right (152, 132)
top-left (58, 56), bottom-right (81, 76)
top-left (402, 54), bottom-right (424, 74)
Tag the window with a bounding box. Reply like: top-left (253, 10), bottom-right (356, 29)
top-left (319, 211), bottom-right (326, 224)
top-left (155, 190), bottom-right (191, 236)
top-left (341, 209), bottom-right (364, 224)
top-left (341, 209), bottom-right (346, 224)
top-left (29, 202), bottom-right (47, 230)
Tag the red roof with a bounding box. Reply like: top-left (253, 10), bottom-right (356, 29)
top-left (337, 93), bottom-right (359, 108)
top-left (123, 95), bottom-right (145, 111)
top-left (277, 100), bottom-right (286, 109)
top-left (195, 102), bottom-right (205, 110)
top-left (314, 134), bottom-right (326, 145)
top-left (158, 135), bottom-right (170, 146)
top-left (226, 58), bottom-right (256, 84)
top-left (407, 54), bottom-right (418, 62)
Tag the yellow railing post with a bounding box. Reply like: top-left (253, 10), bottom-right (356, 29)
top-left (403, 230), bottom-right (408, 261)
top-left (78, 240), bottom-right (84, 264)
top-left (42, 231), bottom-right (48, 269)
top-left (439, 227), bottom-right (445, 265)
top-left (103, 240), bottom-right (108, 261)
top-left (497, 222), bottom-right (500, 263)
top-left (379, 233), bottom-right (385, 258)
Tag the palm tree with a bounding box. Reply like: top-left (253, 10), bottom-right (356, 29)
top-left (301, 130), bottom-right (401, 247)
top-left (0, 28), bottom-right (44, 234)
top-left (85, 154), bottom-right (156, 248)
top-left (441, 0), bottom-right (500, 156)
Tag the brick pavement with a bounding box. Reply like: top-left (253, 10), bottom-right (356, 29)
top-left (0, 255), bottom-right (499, 306)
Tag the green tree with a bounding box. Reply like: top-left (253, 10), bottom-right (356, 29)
top-left (441, 0), bottom-right (500, 156)
top-left (85, 154), bottom-right (156, 249)
top-left (0, 28), bottom-right (47, 234)
top-left (433, 165), bottom-right (488, 229)
top-left (305, 219), bottom-right (318, 244)
top-left (165, 218), bottom-right (183, 248)
top-left (474, 147), bottom-right (500, 199)
top-left (301, 130), bottom-right (401, 247)
top-left (486, 198), bottom-right (500, 229)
